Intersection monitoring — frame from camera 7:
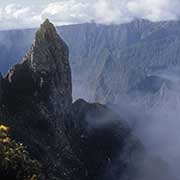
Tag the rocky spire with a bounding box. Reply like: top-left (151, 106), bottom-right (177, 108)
top-left (28, 19), bottom-right (70, 72)
top-left (2, 20), bottom-right (83, 180)
top-left (5, 19), bottom-right (72, 111)
top-left (32, 19), bottom-right (72, 108)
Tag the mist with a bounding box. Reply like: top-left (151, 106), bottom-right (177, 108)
top-left (1, 19), bottom-right (180, 179)
top-left (105, 67), bottom-right (180, 179)
top-left (73, 66), bottom-right (180, 179)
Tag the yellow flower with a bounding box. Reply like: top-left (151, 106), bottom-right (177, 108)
top-left (1, 137), bottom-right (10, 144)
top-left (0, 125), bottom-right (9, 132)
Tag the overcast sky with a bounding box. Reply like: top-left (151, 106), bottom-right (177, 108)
top-left (0, 0), bottom-right (180, 30)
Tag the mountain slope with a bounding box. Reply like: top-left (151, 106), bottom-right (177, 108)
top-left (1, 19), bottom-right (82, 180)
top-left (0, 20), bottom-right (143, 180)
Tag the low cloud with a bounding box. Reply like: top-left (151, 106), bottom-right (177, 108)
top-left (1, 0), bottom-right (180, 29)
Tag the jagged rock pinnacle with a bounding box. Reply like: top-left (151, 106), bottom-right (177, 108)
top-left (28, 19), bottom-right (70, 72)
top-left (1, 19), bottom-right (84, 180)
top-left (5, 19), bottom-right (72, 110)
top-left (29, 19), bottom-right (72, 108)
top-left (35, 19), bottom-right (58, 44)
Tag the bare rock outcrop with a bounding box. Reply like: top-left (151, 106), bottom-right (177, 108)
top-left (0, 20), bottom-right (144, 180)
top-left (1, 19), bottom-right (83, 180)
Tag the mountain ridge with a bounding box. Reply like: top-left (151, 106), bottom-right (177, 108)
top-left (0, 19), bottom-right (143, 180)
top-left (2, 19), bottom-right (180, 104)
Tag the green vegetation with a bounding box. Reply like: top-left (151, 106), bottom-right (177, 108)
top-left (0, 125), bottom-right (45, 180)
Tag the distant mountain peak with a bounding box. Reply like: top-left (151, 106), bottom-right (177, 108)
top-left (35, 19), bottom-right (57, 43)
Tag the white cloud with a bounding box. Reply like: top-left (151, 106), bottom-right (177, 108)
top-left (1, 0), bottom-right (180, 29)
top-left (127, 0), bottom-right (180, 21)
top-left (4, 4), bottom-right (30, 19)
top-left (41, 0), bottom-right (93, 24)
top-left (0, 4), bottom-right (40, 29)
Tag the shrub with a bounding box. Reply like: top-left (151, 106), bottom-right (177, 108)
top-left (0, 124), bottom-right (45, 180)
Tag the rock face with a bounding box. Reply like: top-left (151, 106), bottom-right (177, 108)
top-left (0, 20), bottom-right (143, 180)
top-left (1, 19), bottom-right (82, 180)
top-left (29, 19), bottom-right (72, 109)
top-left (0, 19), bottom-right (180, 180)
top-left (3, 19), bottom-right (72, 122)
top-left (5, 19), bottom-right (72, 111)
top-left (0, 73), bottom-right (2, 104)
top-left (59, 20), bottom-right (180, 104)
top-left (2, 19), bottom-right (180, 105)
top-left (67, 99), bottom-right (142, 180)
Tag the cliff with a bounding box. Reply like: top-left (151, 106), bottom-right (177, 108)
top-left (1, 19), bottom-right (83, 180)
top-left (0, 20), bottom-right (143, 180)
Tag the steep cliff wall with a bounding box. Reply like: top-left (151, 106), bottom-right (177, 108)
top-left (0, 20), bottom-right (142, 180)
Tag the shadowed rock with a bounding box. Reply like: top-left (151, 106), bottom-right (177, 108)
top-left (0, 73), bottom-right (2, 104)
top-left (1, 19), bottom-right (83, 180)
top-left (0, 20), bottom-right (144, 180)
